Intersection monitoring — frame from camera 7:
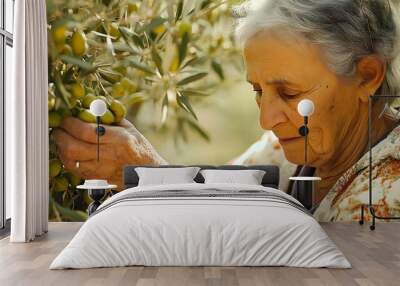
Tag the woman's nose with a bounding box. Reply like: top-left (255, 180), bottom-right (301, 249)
top-left (258, 93), bottom-right (287, 130)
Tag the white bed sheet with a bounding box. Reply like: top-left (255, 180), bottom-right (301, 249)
top-left (50, 183), bottom-right (351, 269)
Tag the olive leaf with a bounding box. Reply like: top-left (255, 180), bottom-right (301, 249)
top-left (54, 74), bottom-right (73, 109)
top-left (180, 89), bottom-right (209, 97)
top-left (177, 72), bottom-right (208, 86)
top-left (98, 69), bottom-right (122, 84)
top-left (59, 55), bottom-right (95, 72)
top-left (151, 46), bottom-right (164, 75)
top-left (140, 17), bottom-right (167, 34)
top-left (50, 197), bottom-right (88, 222)
top-left (176, 91), bottom-right (198, 120)
top-left (175, 0), bottom-right (184, 22)
top-left (178, 31), bottom-right (190, 66)
top-left (185, 117), bottom-right (210, 141)
top-left (118, 26), bottom-right (142, 52)
top-left (62, 66), bottom-right (76, 84)
top-left (127, 57), bottom-right (156, 75)
top-left (211, 60), bottom-right (225, 80)
top-left (161, 93), bottom-right (169, 124)
top-left (181, 56), bottom-right (208, 69)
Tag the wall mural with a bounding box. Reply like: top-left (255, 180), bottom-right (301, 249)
top-left (47, 0), bottom-right (400, 222)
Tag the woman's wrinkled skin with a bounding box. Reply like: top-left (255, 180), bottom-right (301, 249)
top-left (243, 28), bottom-right (397, 202)
top-left (53, 117), bottom-right (166, 191)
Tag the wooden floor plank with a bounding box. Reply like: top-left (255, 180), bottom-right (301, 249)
top-left (0, 222), bottom-right (399, 286)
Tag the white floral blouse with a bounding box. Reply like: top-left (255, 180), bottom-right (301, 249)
top-left (232, 127), bottom-right (400, 222)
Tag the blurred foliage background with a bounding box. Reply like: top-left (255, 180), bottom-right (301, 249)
top-left (47, 0), bottom-right (262, 221)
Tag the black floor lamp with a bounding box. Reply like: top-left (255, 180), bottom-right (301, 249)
top-left (289, 99), bottom-right (321, 210)
top-left (359, 95), bottom-right (400, 230)
top-left (89, 99), bottom-right (107, 162)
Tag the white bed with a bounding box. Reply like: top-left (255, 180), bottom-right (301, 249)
top-left (50, 183), bottom-right (351, 269)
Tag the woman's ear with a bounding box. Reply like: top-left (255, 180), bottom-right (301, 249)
top-left (356, 55), bottom-right (386, 103)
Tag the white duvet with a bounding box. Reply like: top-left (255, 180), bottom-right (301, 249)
top-left (50, 183), bottom-right (351, 269)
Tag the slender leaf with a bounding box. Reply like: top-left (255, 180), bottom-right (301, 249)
top-left (131, 33), bottom-right (145, 49)
top-left (51, 197), bottom-right (88, 222)
top-left (175, 0), bottom-right (184, 22)
top-left (161, 93), bottom-right (169, 124)
top-left (181, 56), bottom-right (207, 69)
top-left (98, 69), bottom-right (122, 84)
top-left (55, 74), bottom-right (72, 109)
top-left (177, 91), bottom-right (197, 120)
top-left (185, 118), bottom-right (210, 141)
top-left (112, 42), bottom-right (138, 53)
top-left (151, 46), bottom-right (164, 75)
top-left (180, 89), bottom-right (209, 97)
top-left (119, 26), bottom-right (134, 39)
top-left (91, 30), bottom-right (111, 39)
top-left (127, 58), bottom-right (156, 75)
top-left (211, 60), bottom-right (225, 80)
top-left (106, 36), bottom-right (115, 56)
top-left (177, 72), bottom-right (208, 86)
top-left (119, 27), bottom-right (142, 51)
top-left (178, 32), bottom-right (190, 66)
top-left (59, 55), bottom-right (95, 72)
top-left (140, 17), bottom-right (167, 34)
top-left (62, 67), bottom-right (76, 84)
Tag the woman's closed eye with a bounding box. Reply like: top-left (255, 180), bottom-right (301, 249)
top-left (278, 87), bottom-right (302, 100)
top-left (252, 87), bottom-right (301, 100)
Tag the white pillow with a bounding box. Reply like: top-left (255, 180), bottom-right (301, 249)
top-left (135, 167), bottom-right (201, 186)
top-left (200, 169), bottom-right (266, 185)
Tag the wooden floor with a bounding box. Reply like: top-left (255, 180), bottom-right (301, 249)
top-left (0, 222), bottom-right (399, 286)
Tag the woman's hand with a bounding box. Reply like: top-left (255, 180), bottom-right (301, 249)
top-left (52, 117), bottom-right (167, 191)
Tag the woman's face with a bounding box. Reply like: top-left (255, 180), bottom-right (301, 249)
top-left (243, 29), bottom-right (367, 167)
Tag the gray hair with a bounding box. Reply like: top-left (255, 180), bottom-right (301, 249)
top-left (234, 0), bottom-right (400, 114)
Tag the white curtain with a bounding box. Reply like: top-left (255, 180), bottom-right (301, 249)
top-left (7, 0), bottom-right (49, 242)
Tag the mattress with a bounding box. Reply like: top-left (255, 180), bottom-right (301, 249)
top-left (49, 183), bottom-right (351, 269)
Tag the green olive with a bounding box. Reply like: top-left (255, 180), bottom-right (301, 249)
top-left (66, 173), bottom-right (82, 187)
top-left (48, 96), bottom-right (56, 111)
top-left (53, 176), bottom-right (69, 192)
top-left (49, 111), bottom-right (62, 128)
top-left (110, 100), bottom-right (127, 123)
top-left (71, 30), bottom-right (88, 57)
top-left (97, 95), bottom-right (110, 106)
top-left (57, 44), bottom-right (72, 55)
top-left (78, 109), bottom-right (97, 123)
top-left (128, 2), bottom-right (139, 13)
top-left (153, 24), bottom-right (166, 35)
top-left (111, 82), bottom-right (125, 99)
top-left (49, 159), bottom-right (63, 178)
top-left (121, 77), bottom-right (137, 93)
top-left (81, 94), bottom-right (97, 108)
top-left (71, 83), bottom-right (85, 99)
top-left (52, 25), bottom-right (67, 45)
top-left (178, 21), bottom-right (192, 38)
top-left (100, 109), bottom-right (115, 125)
top-left (83, 191), bottom-right (92, 205)
top-left (108, 23), bottom-right (120, 39)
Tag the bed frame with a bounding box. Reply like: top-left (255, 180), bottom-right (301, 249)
top-left (86, 165), bottom-right (280, 215)
top-left (123, 165), bottom-right (280, 189)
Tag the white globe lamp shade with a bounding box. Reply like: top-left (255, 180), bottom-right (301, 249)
top-left (90, 99), bottom-right (107, 117)
top-left (297, 99), bottom-right (315, 117)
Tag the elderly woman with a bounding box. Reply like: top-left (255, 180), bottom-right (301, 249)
top-left (54, 0), bottom-right (400, 222)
